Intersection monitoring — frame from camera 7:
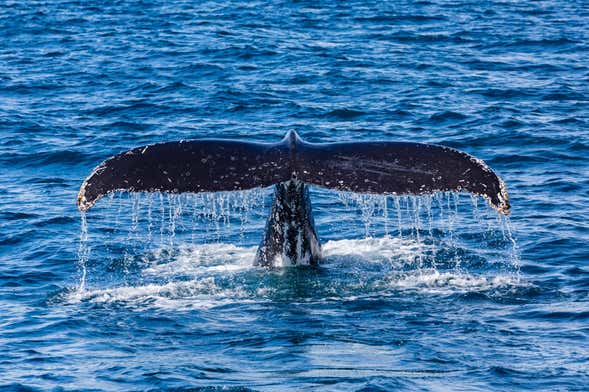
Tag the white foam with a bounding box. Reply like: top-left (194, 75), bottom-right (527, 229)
top-left (323, 236), bottom-right (433, 263)
top-left (142, 243), bottom-right (257, 278)
top-left (389, 269), bottom-right (522, 294)
top-left (67, 237), bottom-right (524, 308)
top-left (67, 276), bottom-right (264, 309)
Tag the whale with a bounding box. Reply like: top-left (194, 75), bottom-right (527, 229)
top-left (77, 130), bottom-right (509, 267)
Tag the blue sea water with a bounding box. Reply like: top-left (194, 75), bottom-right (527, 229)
top-left (1, 0), bottom-right (588, 390)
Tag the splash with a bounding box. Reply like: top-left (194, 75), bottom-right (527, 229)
top-left (68, 237), bottom-right (525, 308)
top-left (332, 191), bottom-right (518, 267)
top-left (75, 188), bottom-right (521, 307)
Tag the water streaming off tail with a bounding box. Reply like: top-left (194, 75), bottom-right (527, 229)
top-left (73, 187), bottom-right (521, 306)
top-left (332, 189), bottom-right (518, 269)
top-left (77, 212), bottom-right (89, 292)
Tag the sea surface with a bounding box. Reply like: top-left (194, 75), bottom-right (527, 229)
top-left (1, 1), bottom-right (588, 391)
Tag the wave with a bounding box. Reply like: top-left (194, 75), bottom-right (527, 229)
top-left (324, 108), bottom-right (367, 119)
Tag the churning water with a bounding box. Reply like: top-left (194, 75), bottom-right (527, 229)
top-left (1, 0), bottom-right (588, 390)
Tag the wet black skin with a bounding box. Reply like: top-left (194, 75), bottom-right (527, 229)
top-left (254, 180), bottom-right (321, 267)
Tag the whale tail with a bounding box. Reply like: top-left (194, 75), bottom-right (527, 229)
top-left (78, 130), bottom-right (509, 215)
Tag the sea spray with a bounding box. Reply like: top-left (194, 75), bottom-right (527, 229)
top-left (501, 215), bottom-right (521, 277)
top-left (76, 187), bottom-right (520, 297)
top-left (77, 211), bottom-right (89, 292)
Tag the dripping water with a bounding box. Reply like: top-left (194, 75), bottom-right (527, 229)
top-left (77, 188), bottom-right (520, 294)
top-left (77, 211), bottom-right (89, 292)
top-left (333, 190), bottom-right (519, 273)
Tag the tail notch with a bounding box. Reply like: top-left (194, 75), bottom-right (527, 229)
top-left (78, 131), bottom-right (510, 215)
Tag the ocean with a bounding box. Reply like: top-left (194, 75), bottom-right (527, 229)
top-left (1, 0), bottom-right (588, 390)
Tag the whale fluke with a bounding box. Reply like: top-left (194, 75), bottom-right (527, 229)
top-left (77, 138), bottom-right (291, 211)
top-left (297, 139), bottom-right (510, 215)
top-left (78, 131), bottom-right (509, 215)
